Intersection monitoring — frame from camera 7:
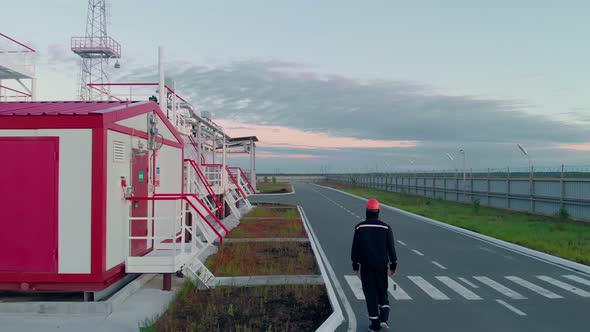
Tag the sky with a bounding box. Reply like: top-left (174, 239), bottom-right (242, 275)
top-left (2, 0), bottom-right (590, 173)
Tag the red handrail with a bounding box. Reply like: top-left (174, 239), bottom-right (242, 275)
top-left (230, 166), bottom-right (256, 194)
top-left (155, 193), bottom-right (228, 236)
top-left (185, 159), bottom-right (223, 213)
top-left (225, 165), bottom-right (248, 199)
top-left (127, 196), bottom-right (224, 243)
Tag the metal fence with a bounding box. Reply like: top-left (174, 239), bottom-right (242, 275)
top-left (327, 171), bottom-right (590, 220)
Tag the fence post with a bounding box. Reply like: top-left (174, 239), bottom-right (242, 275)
top-left (506, 167), bottom-right (511, 209)
top-left (487, 168), bottom-right (491, 206)
top-left (530, 165), bottom-right (535, 213)
top-left (560, 164), bottom-right (565, 212)
top-left (470, 168), bottom-right (474, 202)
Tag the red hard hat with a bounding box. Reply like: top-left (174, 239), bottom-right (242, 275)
top-left (366, 198), bottom-right (380, 210)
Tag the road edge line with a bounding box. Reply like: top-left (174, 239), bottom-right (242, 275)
top-left (298, 206), bottom-right (356, 332)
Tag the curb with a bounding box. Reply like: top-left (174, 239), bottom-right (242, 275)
top-left (252, 184), bottom-right (296, 196)
top-left (298, 206), bottom-right (348, 332)
top-left (225, 238), bottom-right (310, 243)
top-left (315, 184), bottom-right (590, 276)
top-left (213, 275), bottom-right (324, 287)
top-left (0, 273), bottom-right (156, 316)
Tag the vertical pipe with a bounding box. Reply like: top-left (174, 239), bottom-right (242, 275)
top-left (172, 81), bottom-right (177, 129)
top-left (250, 142), bottom-right (256, 190)
top-left (31, 77), bottom-right (37, 101)
top-left (196, 121), bottom-right (202, 165)
top-left (212, 134), bottom-right (217, 164)
top-left (158, 46), bottom-right (167, 115)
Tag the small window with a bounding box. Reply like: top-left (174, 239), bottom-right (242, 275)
top-left (113, 141), bottom-right (126, 162)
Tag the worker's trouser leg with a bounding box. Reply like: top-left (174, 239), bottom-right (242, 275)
top-left (361, 265), bottom-right (389, 323)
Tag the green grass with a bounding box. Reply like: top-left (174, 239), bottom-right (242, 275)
top-left (256, 182), bottom-right (293, 194)
top-left (229, 219), bottom-right (306, 238)
top-left (321, 182), bottom-right (590, 266)
top-left (205, 242), bottom-right (319, 276)
top-left (245, 206), bottom-right (299, 219)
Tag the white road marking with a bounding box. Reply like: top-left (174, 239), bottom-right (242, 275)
top-left (408, 276), bottom-right (450, 300)
top-left (397, 240), bottom-right (407, 246)
top-left (344, 275), bottom-right (365, 300)
top-left (432, 261), bottom-right (447, 270)
top-left (537, 276), bottom-right (590, 297)
top-left (389, 277), bottom-right (412, 300)
top-left (562, 275), bottom-right (590, 288)
top-left (458, 277), bottom-right (479, 288)
top-left (496, 299), bottom-right (526, 316)
top-left (299, 206), bottom-right (356, 331)
top-left (505, 276), bottom-right (562, 299)
top-left (436, 276), bottom-right (482, 300)
top-left (474, 276), bottom-right (526, 299)
top-left (412, 249), bottom-right (424, 256)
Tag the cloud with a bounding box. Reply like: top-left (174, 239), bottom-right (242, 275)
top-left (117, 59), bottom-right (590, 170)
top-left (560, 143), bottom-right (590, 152)
top-left (217, 119), bottom-right (417, 150)
top-left (120, 59), bottom-right (589, 145)
top-left (256, 151), bottom-right (324, 159)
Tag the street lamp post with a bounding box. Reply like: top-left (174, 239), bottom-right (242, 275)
top-left (446, 153), bottom-right (456, 177)
top-left (517, 143), bottom-right (532, 174)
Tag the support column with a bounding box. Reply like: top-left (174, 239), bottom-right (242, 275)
top-left (158, 47), bottom-right (167, 116)
top-left (31, 77), bottom-right (37, 101)
top-left (163, 273), bottom-right (172, 291)
top-left (197, 121), bottom-right (202, 165)
top-left (250, 142), bottom-right (256, 191)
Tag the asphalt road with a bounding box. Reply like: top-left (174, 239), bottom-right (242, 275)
top-left (251, 183), bottom-right (590, 332)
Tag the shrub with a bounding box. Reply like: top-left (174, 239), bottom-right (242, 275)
top-left (558, 208), bottom-right (570, 220)
top-left (473, 199), bottom-right (481, 214)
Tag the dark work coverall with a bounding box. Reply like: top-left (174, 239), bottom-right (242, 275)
top-left (351, 218), bottom-right (398, 324)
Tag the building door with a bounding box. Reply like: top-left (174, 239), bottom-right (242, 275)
top-left (130, 149), bottom-right (149, 256)
top-left (0, 137), bottom-right (59, 273)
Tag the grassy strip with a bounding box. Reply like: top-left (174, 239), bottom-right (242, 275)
top-left (245, 206), bottom-right (299, 219)
top-left (320, 182), bottom-right (590, 266)
top-left (205, 242), bottom-right (320, 276)
top-left (230, 219), bottom-right (306, 238)
top-left (143, 281), bottom-right (331, 332)
top-left (256, 182), bottom-right (293, 194)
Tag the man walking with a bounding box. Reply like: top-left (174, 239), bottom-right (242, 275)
top-left (351, 198), bottom-right (398, 331)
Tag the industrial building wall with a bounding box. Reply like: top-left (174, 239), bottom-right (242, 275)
top-left (116, 113), bottom-right (177, 142)
top-left (153, 144), bottom-right (183, 244)
top-left (0, 129), bottom-right (92, 273)
top-left (105, 130), bottom-right (153, 270)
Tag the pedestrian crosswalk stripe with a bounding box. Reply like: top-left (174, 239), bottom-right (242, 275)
top-left (344, 275), bottom-right (365, 300)
top-left (474, 276), bottom-right (527, 300)
top-left (562, 275), bottom-right (590, 288)
top-left (537, 276), bottom-right (590, 298)
top-left (458, 277), bottom-right (479, 288)
top-left (389, 277), bottom-right (412, 300)
top-left (408, 276), bottom-right (450, 300)
top-left (436, 276), bottom-right (482, 300)
top-left (505, 276), bottom-right (562, 299)
top-left (496, 299), bottom-right (526, 316)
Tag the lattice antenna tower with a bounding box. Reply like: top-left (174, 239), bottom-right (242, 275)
top-left (71, 0), bottom-right (121, 101)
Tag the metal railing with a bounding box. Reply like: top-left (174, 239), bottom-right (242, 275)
top-left (70, 36), bottom-right (121, 57)
top-left (328, 171), bottom-right (590, 220)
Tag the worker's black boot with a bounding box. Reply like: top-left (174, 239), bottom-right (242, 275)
top-left (368, 319), bottom-right (382, 332)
